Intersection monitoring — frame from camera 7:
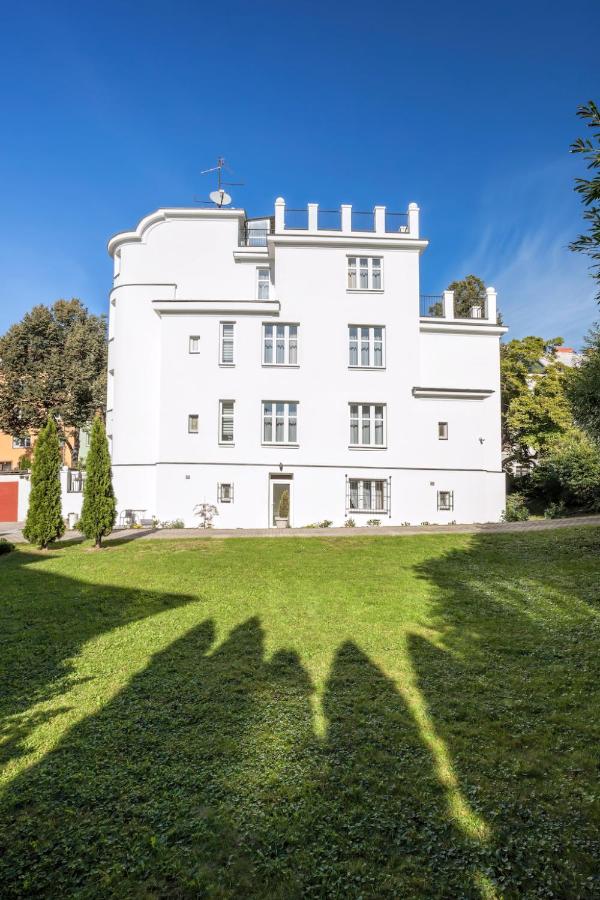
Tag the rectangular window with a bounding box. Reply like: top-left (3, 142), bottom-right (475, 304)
top-left (263, 324), bottom-right (298, 365)
top-left (0, 461), bottom-right (12, 473)
top-left (349, 403), bottom-right (386, 447)
top-left (218, 482), bottom-right (234, 503)
top-left (220, 322), bottom-right (234, 365)
top-left (263, 401), bottom-right (298, 445)
top-left (188, 414), bottom-right (199, 434)
top-left (257, 267), bottom-right (270, 300)
top-left (437, 490), bottom-right (454, 511)
top-left (67, 469), bottom-right (85, 493)
top-left (189, 335), bottom-right (200, 354)
top-left (12, 436), bottom-right (31, 449)
top-left (349, 325), bottom-right (385, 368)
top-left (347, 478), bottom-right (389, 513)
top-left (438, 421), bottom-right (448, 440)
top-left (219, 400), bottom-right (234, 444)
top-left (347, 256), bottom-right (383, 290)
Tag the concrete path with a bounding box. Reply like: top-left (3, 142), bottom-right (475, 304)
top-left (2, 514), bottom-right (600, 545)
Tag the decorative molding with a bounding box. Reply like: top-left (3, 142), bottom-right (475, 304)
top-left (412, 387), bottom-right (494, 400)
top-left (268, 233), bottom-right (429, 253)
top-left (108, 207), bottom-right (246, 257)
top-left (420, 320), bottom-right (508, 336)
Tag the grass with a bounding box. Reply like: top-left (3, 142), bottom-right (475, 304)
top-left (0, 527), bottom-right (599, 898)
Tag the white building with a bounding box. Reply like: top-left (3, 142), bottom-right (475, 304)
top-left (107, 198), bottom-right (508, 528)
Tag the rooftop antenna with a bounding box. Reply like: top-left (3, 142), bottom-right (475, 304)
top-left (197, 157), bottom-right (244, 207)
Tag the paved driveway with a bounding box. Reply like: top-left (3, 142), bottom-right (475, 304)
top-left (2, 514), bottom-right (600, 545)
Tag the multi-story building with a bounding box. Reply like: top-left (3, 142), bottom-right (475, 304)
top-left (107, 198), bottom-right (507, 528)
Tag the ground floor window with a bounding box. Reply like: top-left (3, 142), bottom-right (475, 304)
top-left (437, 490), bottom-right (454, 511)
top-left (67, 469), bottom-right (85, 493)
top-left (347, 478), bottom-right (389, 513)
top-left (218, 482), bottom-right (234, 503)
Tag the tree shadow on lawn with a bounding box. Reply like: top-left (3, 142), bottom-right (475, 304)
top-left (0, 548), bottom-right (197, 771)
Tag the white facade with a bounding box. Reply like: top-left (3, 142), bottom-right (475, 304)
top-left (107, 199), bottom-right (508, 528)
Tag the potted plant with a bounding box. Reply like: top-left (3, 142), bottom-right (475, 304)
top-left (275, 489), bottom-right (289, 528)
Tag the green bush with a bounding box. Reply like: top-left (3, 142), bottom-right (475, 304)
top-left (79, 417), bottom-right (117, 548)
top-left (502, 493), bottom-right (530, 522)
top-left (530, 430), bottom-right (600, 512)
top-left (344, 518), bottom-right (356, 527)
top-left (0, 538), bottom-right (15, 555)
top-left (366, 519), bottom-right (381, 527)
top-left (23, 419), bottom-right (65, 549)
top-left (544, 501), bottom-right (567, 519)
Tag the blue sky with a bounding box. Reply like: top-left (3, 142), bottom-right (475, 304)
top-left (0, 0), bottom-right (598, 345)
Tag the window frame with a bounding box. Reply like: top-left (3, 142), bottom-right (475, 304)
top-left (218, 482), bottom-right (234, 503)
top-left (219, 321), bottom-right (235, 366)
top-left (438, 421), bottom-right (449, 440)
top-left (346, 477), bottom-right (390, 514)
top-left (189, 335), bottom-right (200, 354)
top-left (437, 490), bottom-right (454, 511)
top-left (347, 256), bottom-right (383, 291)
top-left (262, 323), bottom-right (299, 367)
top-left (262, 401), bottom-right (299, 446)
top-left (188, 414), bottom-right (199, 434)
top-left (348, 325), bottom-right (385, 369)
top-left (219, 400), bottom-right (235, 445)
top-left (348, 403), bottom-right (387, 448)
top-left (12, 436), bottom-right (31, 449)
top-left (256, 267), bottom-right (271, 300)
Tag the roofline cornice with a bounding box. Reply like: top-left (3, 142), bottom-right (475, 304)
top-left (107, 207), bottom-right (246, 257)
top-left (267, 233), bottom-right (429, 253)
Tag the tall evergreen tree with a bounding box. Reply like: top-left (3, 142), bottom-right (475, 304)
top-left (23, 419), bottom-right (65, 549)
top-left (79, 416), bottom-right (116, 548)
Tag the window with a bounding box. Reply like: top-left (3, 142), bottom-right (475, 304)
top-left (349, 404), bottom-right (386, 447)
top-left (263, 324), bottom-right (298, 365)
top-left (189, 335), bottom-right (200, 354)
top-left (218, 482), bottom-right (234, 503)
top-left (188, 414), bottom-right (199, 434)
top-left (219, 400), bottom-right (234, 444)
top-left (349, 326), bottom-right (384, 367)
top-left (347, 256), bottom-right (382, 290)
top-left (257, 267), bottom-right (270, 300)
top-left (67, 470), bottom-right (85, 493)
top-left (12, 436), bottom-right (31, 449)
top-left (220, 322), bottom-right (234, 365)
top-left (437, 490), bottom-right (454, 511)
top-left (0, 462), bottom-right (11, 473)
top-left (263, 402), bottom-right (298, 445)
top-left (347, 478), bottom-right (389, 513)
top-left (438, 421), bottom-right (448, 440)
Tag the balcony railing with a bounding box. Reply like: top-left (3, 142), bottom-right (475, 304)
top-left (420, 295), bottom-right (444, 317)
top-left (242, 225), bottom-right (270, 246)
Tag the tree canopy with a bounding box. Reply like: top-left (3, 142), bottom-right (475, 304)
top-left (0, 299), bottom-right (106, 462)
top-left (567, 324), bottom-right (600, 444)
top-left (570, 101), bottom-right (600, 303)
top-left (447, 274), bottom-right (488, 319)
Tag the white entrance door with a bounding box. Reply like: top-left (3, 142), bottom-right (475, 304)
top-left (269, 477), bottom-right (292, 527)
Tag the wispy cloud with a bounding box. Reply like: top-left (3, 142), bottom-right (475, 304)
top-left (448, 159), bottom-right (597, 347)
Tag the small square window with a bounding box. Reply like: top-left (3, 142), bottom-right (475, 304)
top-left (438, 422), bottom-right (448, 440)
top-left (437, 490), bottom-right (454, 511)
top-left (188, 414), bottom-right (199, 434)
top-left (218, 482), bottom-right (234, 503)
top-left (189, 336), bottom-right (200, 354)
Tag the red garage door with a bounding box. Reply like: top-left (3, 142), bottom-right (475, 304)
top-left (0, 482), bottom-right (18, 521)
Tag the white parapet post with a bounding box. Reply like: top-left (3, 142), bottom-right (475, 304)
top-left (275, 197), bottom-right (285, 233)
top-left (443, 290), bottom-right (454, 319)
top-left (341, 204), bottom-right (352, 234)
top-left (374, 205), bottom-right (386, 234)
top-left (307, 203), bottom-right (318, 233)
top-left (408, 202), bottom-right (420, 238)
top-left (486, 286), bottom-right (497, 322)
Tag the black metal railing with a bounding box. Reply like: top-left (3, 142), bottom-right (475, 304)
top-left (351, 210), bottom-right (376, 232)
top-left (242, 225), bottom-right (270, 246)
top-left (284, 208), bottom-right (309, 230)
top-left (385, 211), bottom-right (409, 233)
top-left (420, 295), bottom-right (444, 317)
top-left (317, 208), bottom-right (342, 231)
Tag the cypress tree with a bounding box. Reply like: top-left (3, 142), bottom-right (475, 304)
top-left (79, 416), bottom-right (116, 548)
top-left (23, 418), bottom-right (65, 549)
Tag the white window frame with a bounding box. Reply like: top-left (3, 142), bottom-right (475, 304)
top-left (438, 421), bottom-right (448, 440)
top-left (262, 401), bottom-right (299, 446)
top-left (262, 323), bottom-right (299, 366)
top-left (218, 482), bottom-right (234, 503)
top-left (347, 256), bottom-right (383, 291)
top-left (219, 400), bottom-right (234, 445)
top-left (437, 490), bottom-right (454, 511)
top-left (256, 267), bottom-right (270, 300)
top-left (346, 478), bottom-right (390, 514)
top-left (188, 414), bottom-right (199, 434)
top-left (348, 325), bottom-right (385, 368)
top-left (12, 436), bottom-right (31, 449)
top-left (219, 321), bottom-right (235, 366)
top-left (349, 403), bottom-right (386, 448)
top-left (189, 335), bottom-right (200, 354)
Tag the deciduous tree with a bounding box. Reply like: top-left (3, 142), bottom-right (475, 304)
top-left (570, 101), bottom-right (600, 302)
top-left (567, 324), bottom-right (600, 443)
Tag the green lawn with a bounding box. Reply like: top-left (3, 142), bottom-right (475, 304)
top-left (1, 528), bottom-right (599, 898)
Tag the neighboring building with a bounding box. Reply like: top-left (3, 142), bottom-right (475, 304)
top-left (107, 199), bottom-right (508, 527)
top-left (550, 346), bottom-right (581, 368)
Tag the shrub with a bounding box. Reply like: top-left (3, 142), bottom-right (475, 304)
top-left (18, 453), bottom-right (32, 471)
top-left (544, 501), bottom-right (567, 519)
top-left (23, 419), bottom-right (65, 549)
top-left (318, 520), bottom-right (333, 528)
top-left (79, 417), bottom-right (117, 549)
top-left (366, 519), bottom-right (381, 527)
top-left (344, 518), bottom-right (356, 527)
top-left (530, 430), bottom-right (600, 512)
top-left (0, 538), bottom-right (15, 555)
top-left (502, 493), bottom-right (530, 522)
top-left (162, 519), bottom-right (185, 529)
